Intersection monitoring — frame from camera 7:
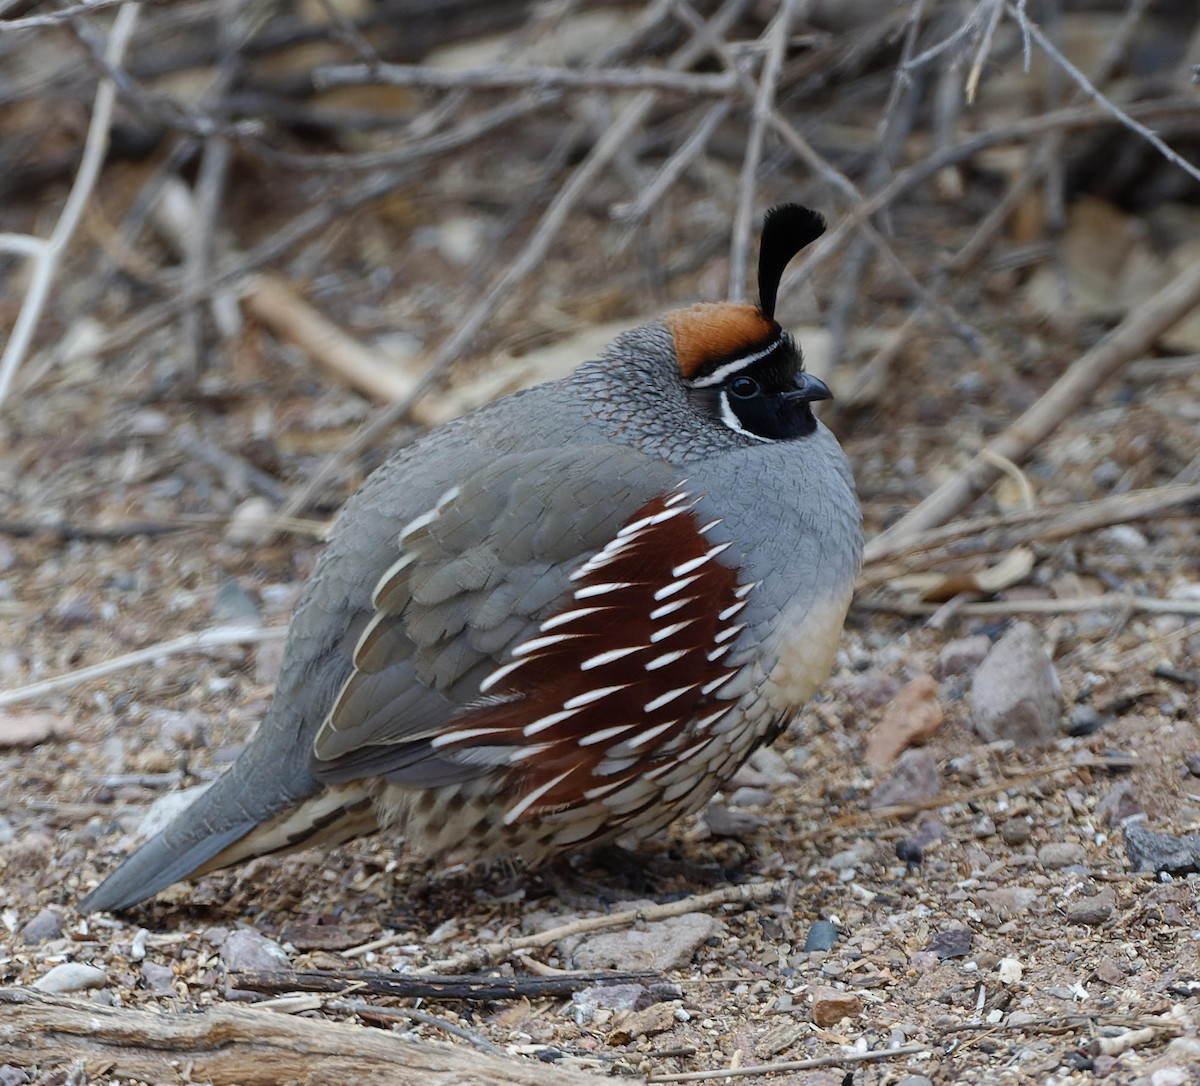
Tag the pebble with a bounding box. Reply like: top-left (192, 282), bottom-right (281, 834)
top-left (1094, 958), bottom-right (1125, 984)
top-left (803, 919), bottom-right (839, 952)
top-left (20, 908), bottom-right (63, 944)
top-left (896, 1077), bottom-right (935, 1086)
top-left (141, 960), bottom-right (178, 996)
top-left (1124, 824), bottom-right (1200, 875)
top-left (1095, 781), bottom-right (1142, 827)
top-left (224, 496), bottom-right (276, 546)
top-left (926, 927), bottom-right (973, 959)
top-left (566, 913), bottom-right (723, 972)
top-left (210, 578), bottom-right (261, 623)
top-left (997, 957), bottom-right (1023, 983)
top-left (705, 805), bottom-right (767, 837)
top-left (728, 786), bottom-right (773, 808)
top-left (1150, 1068), bottom-right (1189, 1086)
top-left (864, 673), bottom-right (944, 767)
top-left (1000, 818), bottom-right (1032, 846)
top-left (808, 985), bottom-right (860, 1026)
top-left (0, 1067), bottom-right (30, 1086)
top-left (1037, 842), bottom-right (1087, 869)
top-left (33, 962), bottom-right (109, 994)
top-left (220, 928), bottom-right (290, 972)
top-left (1066, 889), bottom-right (1115, 925)
top-left (573, 984), bottom-right (650, 1019)
top-left (934, 635), bottom-right (992, 678)
top-left (1184, 751), bottom-right (1200, 778)
top-left (969, 622), bottom-right (1062, 746)
top-left (870, 748), bottom-right (943, 808)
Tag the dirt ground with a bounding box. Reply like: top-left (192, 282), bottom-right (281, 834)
top-left (1, 3), bottom-right (1199, 1085)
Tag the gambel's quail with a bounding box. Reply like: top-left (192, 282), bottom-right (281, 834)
top-left (81, 205), bottom-right (862, 913)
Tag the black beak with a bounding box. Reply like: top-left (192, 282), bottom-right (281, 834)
top-left (785, 372), bottom-right (832, 404)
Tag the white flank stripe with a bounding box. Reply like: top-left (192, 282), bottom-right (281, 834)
top-left (575, 581), bottom-right (635, 599)
top-left (714, 623), bottom-right (747, 644)
top-left (663, 490), bottom-right (691, 507)
top-left (706, 644), bottom-right (733, 662)
top-left (717, 600), bottom-right (748, 621)
top-left (675, 738), bottom-right (713, 761)
top-left (435, 485), bottom-right (461, 510)
top-left (508, 742), bottom-right (552, 763)
top-left (371, 552), bottom-right (415, 606)
top-left (734, 581), bottom-right (759, 599)
top-left (504, 768), bottom-right (574, 825)
top-left (626, 718), bottom-right (678, 749)
top-left (671, 541), bottom-right (734, 578)
top-left (513, 632), bottom-right (575, 657)
top-left (700, 674), bottom-right (732, 696)
top-left (649, 597), bottom-right (692, 620)
top-left (695, 706), bottom-right (731, 730)
top-left (563, 684), bottom-right (628, 710)
top-left (430, 726), bottom-right (510, 748)
top-left (571, 539), bottom-right (634, 580)
top-left (643, 684), bottom-right (698, 713)
top-left (649, 504), bottom-right (689, 524)
top-left (583, 779), bottom-right (627, 801)
top-left (645, 649), bottom-right (688, 671)
top-left (684, 338), bottom-right (783, 387)
top-left (397, 506), bottom-right (439, 542)
top-left (523, 707), bottom-right (584, 737)
top-left (578, 723), bottom-right (636, 747)
top-left (650, 619), bottom-right (696, 644)
top-left (698, 518), bottom-right (723, 535)
top-left (653, 574), bottom-right (702, 601)
top-left (478, 657), bottom-right (529, 693)
top-left (352, 610), bottom-right (387, 665)
top-left (541, 606), bottom-right (604, 631)
top-left (643, 762), bottom-right (675, 780)
top-left (580, 646), bottom-right (643, 670)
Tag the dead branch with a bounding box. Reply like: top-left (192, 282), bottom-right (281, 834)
top-left (869, 254), bottom-right (1200, 549)
top-left (0, 986), bottom-right (613, 1086)
top-left (230, 968), bottom-right (657, 1000)
top-left (424, 878), bottom-right (786, 974)
top-left (860, 481), bottom-right (1200, 581)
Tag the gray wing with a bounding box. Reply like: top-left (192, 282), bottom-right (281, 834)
top-left (80, 438), bottom-right (680, 914)
top-left (309, 443), bottom-right (683, 785)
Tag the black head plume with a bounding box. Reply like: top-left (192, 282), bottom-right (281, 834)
top-left (757, 204), bottom-right (826, 320)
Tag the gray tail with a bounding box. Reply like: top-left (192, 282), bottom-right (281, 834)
top-left (79, 758), bottom-right (374, 913)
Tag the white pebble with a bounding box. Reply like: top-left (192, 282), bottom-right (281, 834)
top-left (998, 957), bottom-right (1023, 984)
top-left (33, 962), bottom-right (108, 994)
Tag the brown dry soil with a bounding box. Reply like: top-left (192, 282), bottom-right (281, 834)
top-left (1, 191), bottom-right (1199, 1085)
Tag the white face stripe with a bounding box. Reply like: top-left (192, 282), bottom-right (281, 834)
top-left (685, 336), bottom-right (783, 388)
top-left (719, 392), bottom-right (772, 443)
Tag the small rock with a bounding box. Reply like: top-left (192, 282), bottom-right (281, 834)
top-left (1092, 1054), bottom-right (1120, 1077)
top-left (1038, 842), bottom-right (1087, 869)
top-left (1000, 818), bottom-right (1032, 846)
top-left (997, 957), bottom-right (1022, 983)
top-left (225, 496), bottom-right (277, 546)
top-left (935, 635), bottom-right (992, 678)
top-left (1066, 704), bottom-right (1106, 736)
top-left (1184, 751), bottom-right (1200, 777)
top-left (33, 962), bottom-right (108, 994)
top-left (210, 578), bottom-right (261, 623)
top-left (912, 819), bottom-right (949, 848)
top-left (1095, 781), bottom-right (1142, 827)
top-left (1125, 825), bottom-right (1200, 875)
top-left (808, 985), bottom-right (860, 1027)
top-left (567, 913), bottom-right (723, 972)
top-left (896, 1077), bottom-right (935, 1086)
top-left (573, 983), bottom-right (650, 1016)
top-left (728, 786), bottom-right (773, 808)
top-left (0, 1066), bottom-right (31, 1086)
top-left (149, 708), bottom-right (207, 751)
top-left (607, 1001), bottom-right (677, 1044)
top-left (20, 908), bottom-right (64, 944)
top-left (870, 748), bottom-right (943, 809)
top-left (1067, 888), bottom-right (1115, 925)
top-left (803, 919), bottom-right (839, 952)
top-left (969, 621), bottom-right (1062, 746)
top-left (705, 805), bottom-right (767, 837)
top-left (1094, 958), bottom-right (1125, 984)
top-left (842, 670), bottom-right (903, 711)
top-left (895, 839), bottom-right (923, 864)
top-left (865, 673), bottom-right (944, 767)
top-left (140, 960), bottom-right (178, 996)
top-left (926, 927), bottom-right (973, 960)
top-left (0, 711), bottom-right (71, 749)
top-left (221, 928), bottom-right (290, 972)
top-left (1103, 525), bottom-right (1149, 550)
top-left (1150, 1068), bottom-right (1189, 1086)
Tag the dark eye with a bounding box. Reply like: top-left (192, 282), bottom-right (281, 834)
top-left (728, 376), bottom-right (760, 399)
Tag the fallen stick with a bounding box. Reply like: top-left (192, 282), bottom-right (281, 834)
top-left (0, 986), bottom-right (611, 1086)
top-left (870, 255), bottom-right (1200, 549)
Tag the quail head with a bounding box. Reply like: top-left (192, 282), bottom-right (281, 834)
top-left (81, 204), bottom-right (863, 914)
